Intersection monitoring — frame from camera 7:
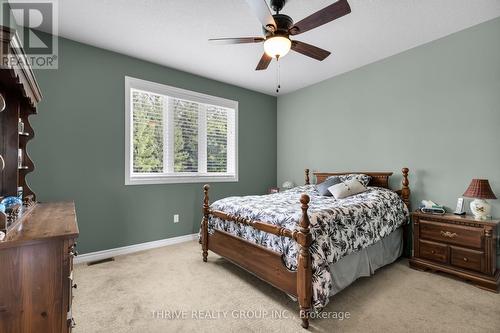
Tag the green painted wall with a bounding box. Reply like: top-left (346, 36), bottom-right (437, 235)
top-left (277, 17), bottom-right (500, 216)
top-left (28, 36), bottom-right (276, 254)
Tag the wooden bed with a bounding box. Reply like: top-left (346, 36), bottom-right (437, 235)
top-left (200, 168), bottom-right (411, 329)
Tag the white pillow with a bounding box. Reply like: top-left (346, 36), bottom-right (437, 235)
top-left (328, 179), bottom-right (367, 199)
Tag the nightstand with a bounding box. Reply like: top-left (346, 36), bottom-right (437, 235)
top-left (409, 212), bottom-right (500, 292)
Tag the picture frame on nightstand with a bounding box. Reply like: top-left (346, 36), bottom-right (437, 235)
top-left (454, 197), bottom-right (465, 215)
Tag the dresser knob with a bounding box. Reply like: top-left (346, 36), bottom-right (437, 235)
top-left (463, 257), bottom-right (468, 262)
top-left (68, 318), bottom-right (76, 328)
top-left (72, 283), bottom-right (77, 289)
top-left (69, 250), bottom-right (79, 257)
top-left (431, 250), bottom-right (435, 254)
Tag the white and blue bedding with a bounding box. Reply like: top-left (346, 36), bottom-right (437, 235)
top-left (207, 185), bottom-right (409, 310)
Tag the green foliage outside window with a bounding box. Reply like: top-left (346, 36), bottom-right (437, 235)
top-left (132, 91), bottom-right (163, 173)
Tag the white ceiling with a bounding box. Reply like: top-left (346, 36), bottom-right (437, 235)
top-left (13, 0), bottom-right (500, 95)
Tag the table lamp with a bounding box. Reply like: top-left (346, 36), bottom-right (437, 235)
top-left (463, 179), bottom-right (497, 220)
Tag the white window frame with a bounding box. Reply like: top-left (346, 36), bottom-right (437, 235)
top-left (125, 76), bottom-right (238, 185)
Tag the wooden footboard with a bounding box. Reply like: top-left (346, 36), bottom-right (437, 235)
top-left (208, 229), bottom-right (297, 296)
top-left (200, 168), bottom-right (411, 329)
top-left (200, 185), bottom-right (312, 328)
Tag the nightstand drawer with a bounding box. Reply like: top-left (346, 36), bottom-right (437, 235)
top-left (419, 220), bottom-right (483, 249)
top-left (419, 240), bottom-right (448, 264)
top-left (450, 246), bottom-right (483, 273)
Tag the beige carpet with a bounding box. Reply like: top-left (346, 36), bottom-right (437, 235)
top-left (73, 241), bottom-right (500, 333)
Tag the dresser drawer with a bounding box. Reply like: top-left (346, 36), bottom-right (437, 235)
top-left (450, 246), bottom-right (483, 273)
top-left (419, 219), bottom-right (483, 249)
top-left (419, 240), bottom-right (448, 264)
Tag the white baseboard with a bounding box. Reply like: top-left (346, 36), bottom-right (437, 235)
top-left (74, 233), bottom-right (198, 264)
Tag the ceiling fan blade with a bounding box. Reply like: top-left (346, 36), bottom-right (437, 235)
top-left (255, 53), bottom-right (272, 70)
top-left (291, 41), bottom-right (331, 61)
top-left (245, 0), bottom-right (277, 31)
top-left (209, 37), bottom-right (265, 45)
top-left (289, 0), bottom-right (351, 36)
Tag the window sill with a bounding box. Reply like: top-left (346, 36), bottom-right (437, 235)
top-left (125, 174), bottom-right (238, 185)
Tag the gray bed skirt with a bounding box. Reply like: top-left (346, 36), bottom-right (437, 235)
top-left (329, 227), bottom-right (403, 296)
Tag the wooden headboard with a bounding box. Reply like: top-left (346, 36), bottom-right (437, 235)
top-left (304, 168), bottom-right (411, 209)
top-left (313, 172), bottom-right (393, 189)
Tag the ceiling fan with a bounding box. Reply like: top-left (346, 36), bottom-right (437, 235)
top-left (209, 0), bottom-right (351, 71)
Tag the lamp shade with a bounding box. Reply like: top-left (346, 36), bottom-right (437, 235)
top-left (463, 179), bottom-right (497, 199)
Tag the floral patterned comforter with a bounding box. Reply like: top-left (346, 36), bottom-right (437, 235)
top-left (207, 185), bottom-right (409, 310)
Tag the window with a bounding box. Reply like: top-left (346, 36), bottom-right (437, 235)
top-left (125, 77), bottom-right (238, 185)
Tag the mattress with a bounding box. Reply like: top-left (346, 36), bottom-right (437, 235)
top-left (207, 185), bottom-right (409, 310)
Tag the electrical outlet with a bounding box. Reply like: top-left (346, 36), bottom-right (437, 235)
top-left (173, 214), bottom-right (179, 223)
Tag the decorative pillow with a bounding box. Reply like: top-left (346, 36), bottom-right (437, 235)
top-left (315, 176), bottom-right (342, 196)
top-left (328, 179), bottom-right (368, 199)
top-left (339, 174), bottom-right (372, 187)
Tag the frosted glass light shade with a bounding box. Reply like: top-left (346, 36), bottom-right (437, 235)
top-left (264, 36), bottom-right (291, 59)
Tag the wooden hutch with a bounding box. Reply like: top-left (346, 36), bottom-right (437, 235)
top-left (0, 26), bottom-right (79, 332)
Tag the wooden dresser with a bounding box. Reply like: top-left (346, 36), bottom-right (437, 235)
top-left (410, 212), bottom-right (499, 292)
top-left (0, 26), bottom-right (80, 332)
top-left (0, 202), bottom-right (79, 332)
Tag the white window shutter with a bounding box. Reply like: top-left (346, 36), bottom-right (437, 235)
top-left (165, 97), bottom-right (174, 173)
top-left (131, 89), bottom-right (164, 173)
top-left (226, 108), bottom-right (236, 175)
top-left (198, 104), bottom-right (207, 174)
top-left (173, 98), bottom-right (199, 173)
top-left (125, 76), bottom-right (238, 185)
top-left (206, 106), bottom-right (229, 174)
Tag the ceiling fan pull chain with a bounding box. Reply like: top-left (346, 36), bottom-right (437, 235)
top-left (278, 60), bottom-right (281, 92)
top-left (276, 56), bottom-right (281, 94)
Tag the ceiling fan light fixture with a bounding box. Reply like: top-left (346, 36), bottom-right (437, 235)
top-left (264, 36), bottom-right (291, 59)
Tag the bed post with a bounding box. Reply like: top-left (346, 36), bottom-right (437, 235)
top-left (201, 184), bottom-right (210, 262)
top-left (297, 194), bottom-right (312, 329)
top-left (401, 168), bottom-right (411, 257)
top-left (305, 169), bottom-right (310, 185)
top-left (401, 168), bottom-right (410, 209)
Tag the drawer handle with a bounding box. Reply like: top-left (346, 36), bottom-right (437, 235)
top-left (440, 231), bottom-right (457, 238)
top-left (463, 257), bottom-right (468, 262)
top-left (431, 250), bottom-right (436, 254)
